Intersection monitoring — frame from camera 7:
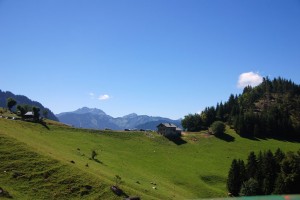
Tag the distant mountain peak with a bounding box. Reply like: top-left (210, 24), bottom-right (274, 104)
top-left (74, 107), bottom-right (106, 115)
top-left (123, 113), bottom-right (138, 118)
top-left (56, 108), bottom-right (182, 130)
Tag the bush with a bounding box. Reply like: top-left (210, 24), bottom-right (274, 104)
top-left (91, 150), bottom-right (97, 160)
top-left (210, 121), bottom-right (225, 136)
top-left (240, 178), bottom-right (259, 196)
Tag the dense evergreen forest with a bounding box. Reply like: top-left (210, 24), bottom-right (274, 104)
top-left (182, 77), bottom-right (300, 138)
top-left (227, 149), bottom-right (300, 196)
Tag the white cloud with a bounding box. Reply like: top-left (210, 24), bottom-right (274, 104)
top-left (237, 72), bottom-right (263, 89)
top-left (98, 94), bottom-right (110, 100)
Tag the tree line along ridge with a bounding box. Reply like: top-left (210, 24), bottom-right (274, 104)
top-left (182, 77), bottom-right (300, 138)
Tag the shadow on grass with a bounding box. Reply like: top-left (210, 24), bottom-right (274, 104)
top-left (165, 136), bottom-right (187, 145)
top-left (110, 186), bottom-right (129, 198)
top-left (240, 135), bottom-right (260, 141)
top-left (0, 187), bottom-right (13, 198)
top-left (214, 133), bottom-right (235, 142)
top-left (93, 158), bottom-right (103, 164)
top-left (258, 135), bottom-right (300, 143)
top-left (40, 121), bottom-right (50, 130)
top-left (239, 134), bottom-right (300, 143)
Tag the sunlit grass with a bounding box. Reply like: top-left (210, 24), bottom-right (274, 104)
top-left (1, 118), bottom-right (299, 199)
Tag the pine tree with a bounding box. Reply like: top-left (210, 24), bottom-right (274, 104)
top-left (227, 159), bottom-right (245, 196)
top-left (253, 124), bottom-right (260, 137)
top-left (32, 106), bottom-right (40, 121)
top-left (238, 159), bottom-right (246, 184)
top-left (274, 148), bottom-right (285, 173)
top-left (262, 150), bottom-right (277, 194)
top-left (227, 159), bottom-right (239, 196)
top-left (246, 151), bottom-right (257, 179)
top-left (256, 151), bottom-right (264, 195)
top-left (216, 102), bottom-right (224, 121)
top-left (274, 151), bottom-right (300, 194)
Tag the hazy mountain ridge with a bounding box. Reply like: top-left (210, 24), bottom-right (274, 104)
top-left (57, 107), bottom-right (182, 130)
top-left (0, 89), bottom-right (58, 121)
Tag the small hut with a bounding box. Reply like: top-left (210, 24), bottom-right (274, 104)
top-left (23, 111), bottom-right (34, 120)
top-left (157, 123), bottom-right (182, 137)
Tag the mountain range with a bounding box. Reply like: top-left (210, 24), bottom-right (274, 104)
top-left (56, 107), bottom-right (182, 130)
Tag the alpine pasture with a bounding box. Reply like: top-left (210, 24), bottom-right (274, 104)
top-left (0, 118), bottom-right (299, 199)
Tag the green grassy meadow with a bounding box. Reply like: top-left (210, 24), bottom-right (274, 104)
top-left (0, 117), bottom-right (299, 199)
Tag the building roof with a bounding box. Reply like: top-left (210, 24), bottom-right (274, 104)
top-left (176, 127), bottom-right (182, 131)
top-left (24, 111), bottom-right (34, 116)
top-left (157, 123), bottom-right (178, 128)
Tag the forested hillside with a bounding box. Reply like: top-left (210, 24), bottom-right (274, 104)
top-left (0, 90), bottom-right (58, 121)
top-left (182, 77), bottom-right (300, 138)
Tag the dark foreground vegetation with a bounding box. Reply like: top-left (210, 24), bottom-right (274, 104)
top-left (227, 148), bottom-right (300, 196)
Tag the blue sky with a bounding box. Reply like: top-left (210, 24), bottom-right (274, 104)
top-left (0, 0), bottom-right (300, 119)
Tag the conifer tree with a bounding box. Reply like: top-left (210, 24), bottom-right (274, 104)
top-left (262, 150), bottom-right (277, 194)
top-left (238, 159), bottom-right (246, 184)
top-left (227, 149), bottom-right (300, 196)
top-left (255, 151), bottom-right (264, 195)
top-left (274, 151), bottom-right (300, 194)
top-left (32, 106), bottom-right (40, 121)
top-left (227, 159), bottom-right (244, 196)
top-left (246, 151), bottom-right (257, 179)
top-left (274, 148), bottom-right (285, 173)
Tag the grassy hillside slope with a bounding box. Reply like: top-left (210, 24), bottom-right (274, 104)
top-left (1, 118), bottom-right (299, 199)
top-left (0, 134), bottom-right (116, 199)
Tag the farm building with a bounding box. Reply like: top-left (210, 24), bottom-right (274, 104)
top-left (157, 123), bottom-right (182, 137)
top-left (24, 111), bottom-right (34, 120)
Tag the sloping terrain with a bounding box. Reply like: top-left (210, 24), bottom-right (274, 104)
top-left (0, 134), bottom-right (116, 199)
top-left (0, 117), bottom-right (299, 199)
top-left (0, 90), bottom-right (58, 121)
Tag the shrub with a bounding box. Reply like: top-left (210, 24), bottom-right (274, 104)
top-left (210, 121), bottom-right (225, 136)
top-left (91, 150), bottom-right (97, 160)
top-left (240, 178), bottom-right (259, 196)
